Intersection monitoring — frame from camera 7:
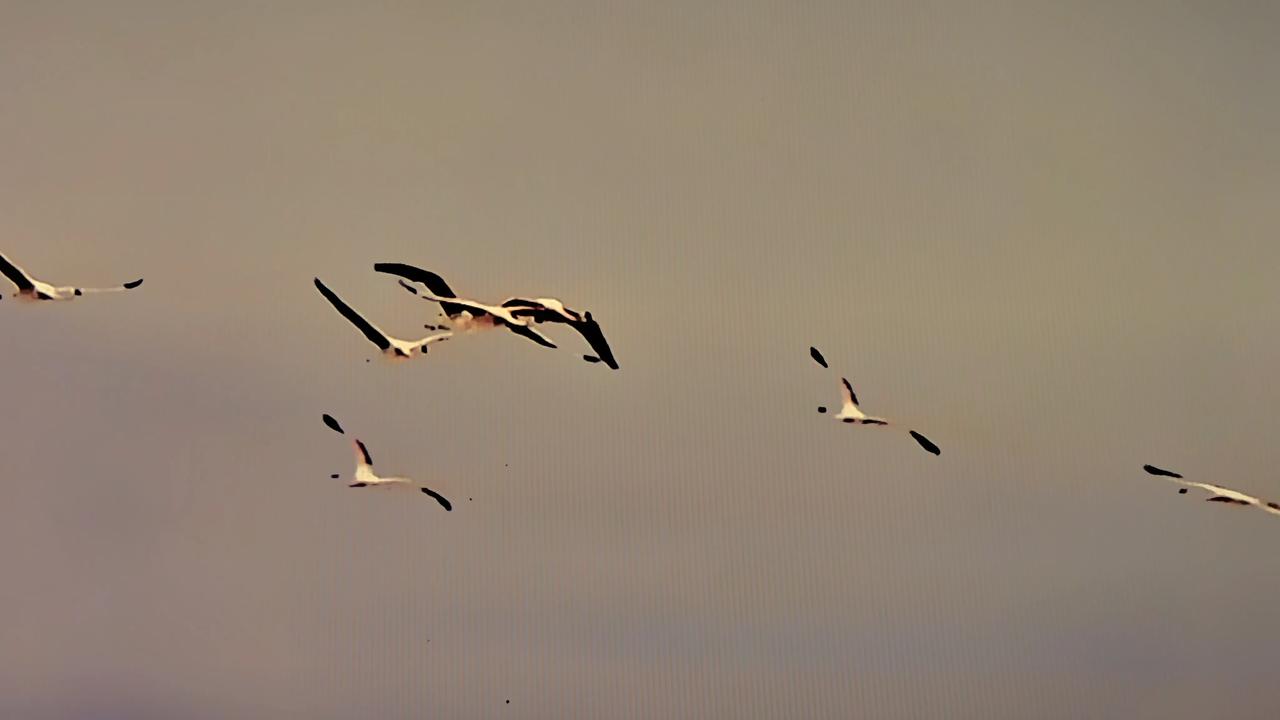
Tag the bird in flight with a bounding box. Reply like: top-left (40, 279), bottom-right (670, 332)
top-left (810, 346), bottom-right (940, 455)
top-left (314, 277), bottom-right (452, 360)
top-left (329, 415), bottom-right (453, 511)
top-left (0, 252), bottom-right (142, 301)
top-left (374, 263), bottom-right (617, 366)
top-left (374, 263), bottom-right (556, 349)
top-left (348, 438), bottom-right (453, 510)
top-left (1143, 464), bottom-right (1280, 517)
top-left (821, 376), bottom-right (942, 455)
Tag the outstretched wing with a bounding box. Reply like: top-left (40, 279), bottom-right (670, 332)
top-left (420, 486), bottom-right (453, 511)
top-left (373, 262), bottom-right (471, 318)
top-left (840, 377), bottom-right (859, 408)
top-left (353, 439), bottom-right (373, 466)
top-left (415, 292), bottom-right (498, 320)
top-left (314, 278), bottom-right (391, 351)
top-left (75, 279), bottom-right (144, 294)
top-left (410, 332), bottom-right (454, 353)
top-left (569, 313), bottom-right (618, 369)
top-left (1161, 476), bottom-right (1256, 504)
top-left (0, 253), bottom-right (36, 291)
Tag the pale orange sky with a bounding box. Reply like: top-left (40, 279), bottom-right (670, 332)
top-left (1, 2), bottom-right (1278, 718)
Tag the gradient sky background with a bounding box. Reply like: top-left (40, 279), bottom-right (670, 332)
top-left (2, 2), bottom-right (1279, 718)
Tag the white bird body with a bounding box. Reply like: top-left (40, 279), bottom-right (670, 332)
top-left (353, 461), bottom-right (412, 489)
top-left (0, 252), bottom-right (143, 301)
top-left (834, 378), bottom-right (889, 425)
top-left (1143, 465), bottom-right (1280, 516)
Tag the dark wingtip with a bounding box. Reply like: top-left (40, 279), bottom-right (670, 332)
top-left (1143, 464), bottom-right (1183, 479)
top-left (123, 279), bottom-right (143, 289)
top-left (322, 413), bottom-right (345, 434)
top-left (809, 346), bottom-right (829, 369)
top-left (909, 430), bottom-right (941, 456)
top-left (817, 406), bottom-right (827, 414)
top-left (1178, 488), bottom-right (1188, 494)
top-left (421, 487), bottom-right (453, 511)
top-left (583, 355), bottom-right (601, 364)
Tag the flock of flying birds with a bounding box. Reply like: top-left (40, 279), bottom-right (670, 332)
top-left (4, 250), bottom-right (1279, 521)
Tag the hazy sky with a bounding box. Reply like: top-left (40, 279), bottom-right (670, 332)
top-left (2, 2), bottom-right (1278, 718)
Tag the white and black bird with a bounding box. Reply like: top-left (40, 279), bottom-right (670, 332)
top-left (314, 277), bottom-right (452, 360)
top-left (344, 436), bottom-right (453, 511)
top-left (373, 262), bottom-right (557, 349)
top-left (374, 263), bottom-right (618, 366)
top-left (1143, 464), bottom-right (1280, 517)
top-left (0, 252), bottom-right (142, 301)
top-left (819, 375), bottom-right (941, 456)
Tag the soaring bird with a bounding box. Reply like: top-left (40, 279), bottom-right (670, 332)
top-left (1143, 464), bottom-right (1280, 517)
top-left (821, 376), bottom-right (941, 456)
top-left (372, 263), bottom-right (558, 350)
top-left (314, 277), bottom-right (452, 359)
top-left (345, 435), bottom-right (453, 511)
top-left (0, 252), bottom-right (142, 301)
